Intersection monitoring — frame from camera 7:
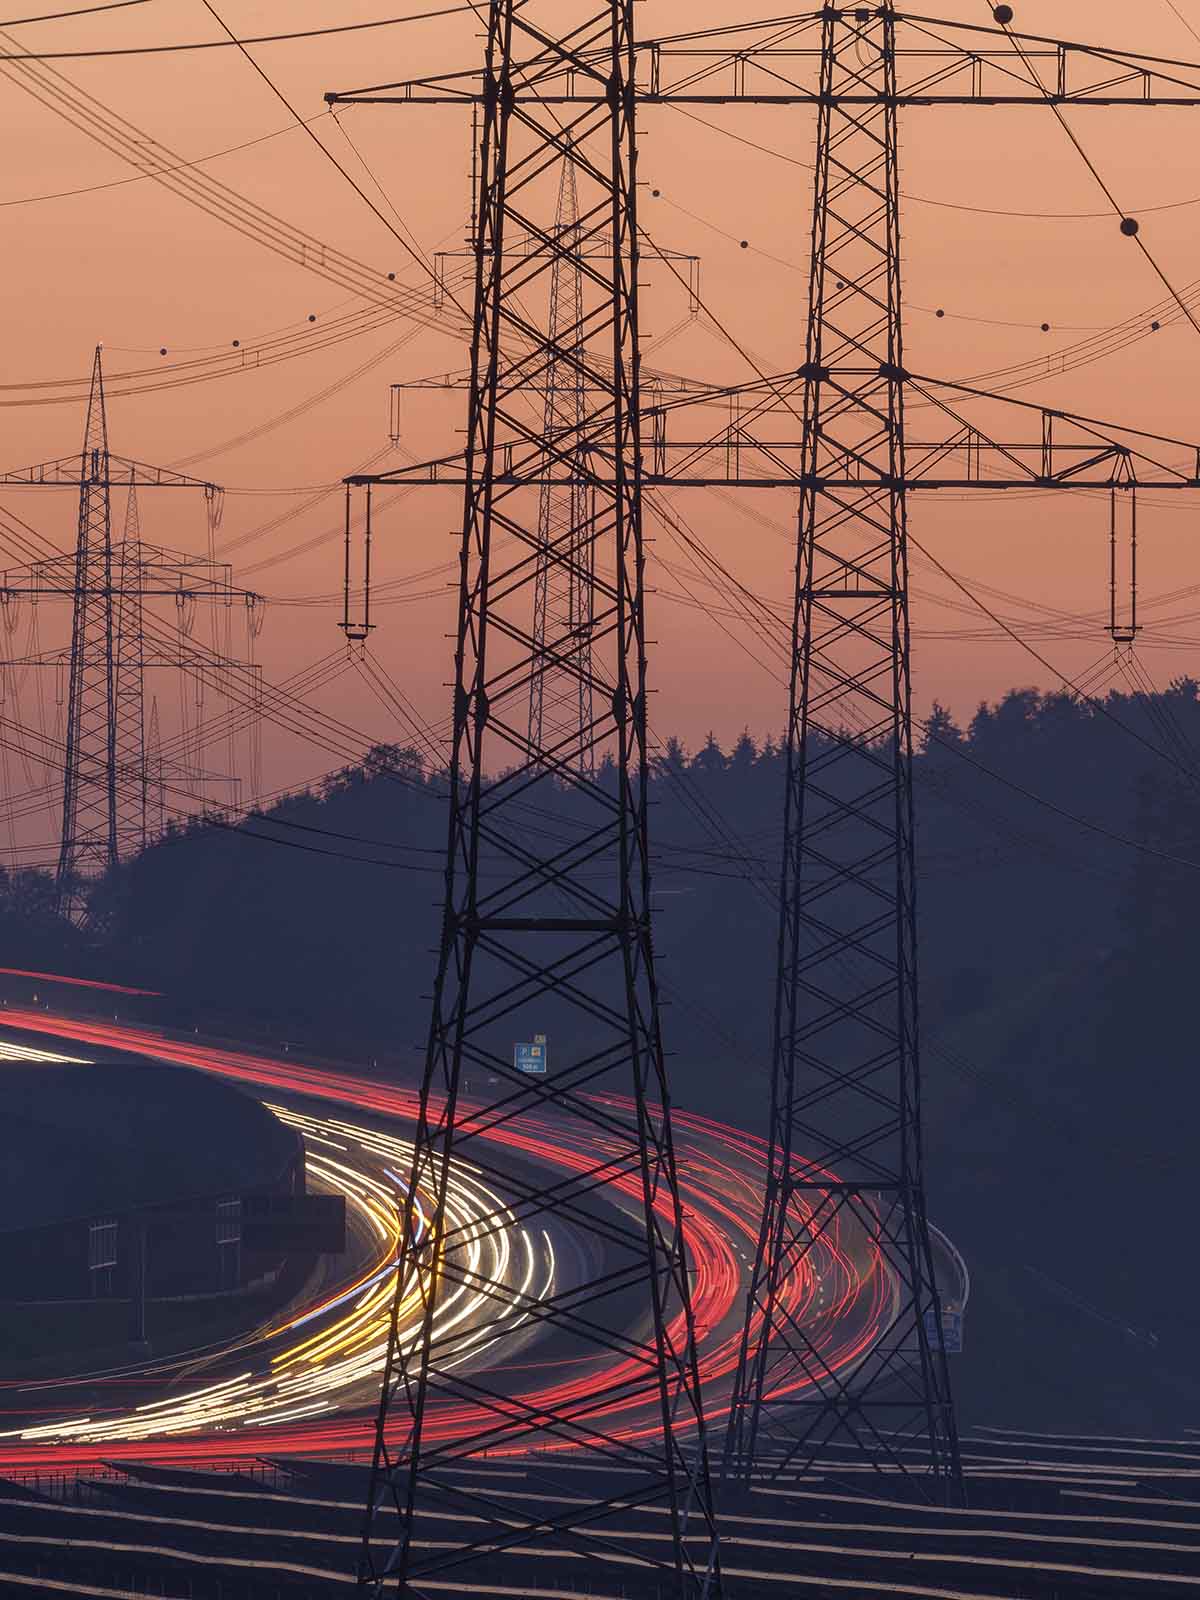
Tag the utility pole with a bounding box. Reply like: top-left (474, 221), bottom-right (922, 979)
top-left (0, 346), bottom-right (260, 920)
top-left (332, 0), bottom-right (1200, 1554)
top-left (729, 5), bottom-right (961, 1497)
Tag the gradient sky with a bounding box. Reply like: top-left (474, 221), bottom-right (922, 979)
top-left (2, 0), bottom-right (1200, 847)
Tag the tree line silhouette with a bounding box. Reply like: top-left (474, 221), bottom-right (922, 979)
top-left (4, 679), bottom-right (1200, 1431)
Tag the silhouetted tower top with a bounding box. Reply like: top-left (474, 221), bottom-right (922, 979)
top-left (81, 345), bottom-right (108, 461)
top-left (123, 478), bottom-right (141, 543)
top-left (0, 346), bottom-right (230, 922)
top-left (57, 343), bottom-right (118, 919)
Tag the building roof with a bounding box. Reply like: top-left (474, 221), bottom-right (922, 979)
top-left (0, 1060), bottom-right (300, 1231)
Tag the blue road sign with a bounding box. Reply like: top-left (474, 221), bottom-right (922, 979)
top-left (924, 1305), bottom-right (964, 1354)
top-left (515, 1040), bottom-right (547, 1075)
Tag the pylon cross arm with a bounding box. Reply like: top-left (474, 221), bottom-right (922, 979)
top-left (327, 13), bottom-right (1200, 108)
top-left (341, 372), bottom-right (1200, 493)
top-left (0, 454), bottom-right (219, 492)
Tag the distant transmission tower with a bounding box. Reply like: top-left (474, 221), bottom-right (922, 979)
top-left (60, 348), bottom-right (120, 908)
top-left (114, 483), bottom-right (148, 860)
top-left (0, 346), bottom-right (256, 920)
top-left (528, 154), bottom-right (594, 777)
top-left (146, 692), bottom-right (165, 839)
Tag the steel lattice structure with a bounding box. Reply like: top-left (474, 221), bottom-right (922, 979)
top-left (529, 153), bottom-right (594, 778)
top-left (61, 348), bottom-right (120, 907)
top-left (394, 188), bottom-right (698, 780)
top-left (726, 6), bottom-right (956, 1494)
top-left (330, 5), bottom-right (722, 1596)
top-left (0, 346), bottom-right (256, 920)
top-left (331, 0), bottom-right (1200, 1555)
top-left (113, 483), bottom-right (148, 861)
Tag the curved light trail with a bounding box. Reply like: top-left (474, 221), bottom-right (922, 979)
top-left (1, 1104), bottom-right (551, 1451)
top-left (0, 1008), bottom-right (894, 1472)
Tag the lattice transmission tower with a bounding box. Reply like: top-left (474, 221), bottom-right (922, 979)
top-left (0, 346), bottom-right (261, 920)
top-left (707, 7), bottom-right (1200, 1499)
top-left (332, 0), bottom-right (1200, 1560)
top-left (529, 154), bottom-right (594, 776)
top-left (113, 482), bottom-right (148, 856)
top-left (385, 162), bottom-right (699, 781)
top-left (329, 5), bottom-right (723, 1595)
top-left (724, 4), bottom-right (962, 1497)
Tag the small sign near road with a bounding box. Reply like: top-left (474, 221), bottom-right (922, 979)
top-left (924, 1304), bottom-right (964, 1354)
top-left (515, 1033), bottom-right (548, 1075)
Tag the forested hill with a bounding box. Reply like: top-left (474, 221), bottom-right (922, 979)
top-left (5, 680), bottom-right (1200, 1433)
top-left (35, 680), bottom-right (1192, 1076)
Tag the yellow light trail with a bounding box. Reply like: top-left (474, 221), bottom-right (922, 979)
top-left (0, 1102), bottom-right (553, 1448)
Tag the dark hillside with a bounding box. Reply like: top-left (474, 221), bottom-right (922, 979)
top-left (8, 683), bottom-right (1200, 1433)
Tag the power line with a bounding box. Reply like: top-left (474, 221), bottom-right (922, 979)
top-left (986, 5), bottom-right (1200, 342)
top-left (1163, 0), bottom-right (1200, 49)
top-left (931, 720), bottom-right (1200, 874)
top-left (3, 0), bottom-right (148, 22)
top-left (0, 31), bottom-right (481, 407)
top-left (202, 814), bottom-right (444, 873)
top-left (0, 113), bottom-right (331, 211)
top-left (641, 488), bottom-right (1200, 881)
top-left (200, 2), bottom-right (460, 310)
top-left (330, 110), bottom-right (436, 276)
top-left (668, 100), bottom-right (1200, 223)
top-left (0, 5), bottom-right (479, 59)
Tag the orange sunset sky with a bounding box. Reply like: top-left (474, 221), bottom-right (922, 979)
top-left (2, 0), bottom-right (1200, 847)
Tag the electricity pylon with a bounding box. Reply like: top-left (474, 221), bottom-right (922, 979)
top-left (329, 6), bottom-right (722, 1595)
top-left (529, 154), bottom-right (594, 777)
top-left (114, 483), bottom-right (148, 859)
top-left (146, 692), bottom-right (165, 839)
top-left (390, 166), bottom-right (700, 780)
top-left (0, 346), bottom-right (254, 920)
top-left (700, 7), bottom-right (1200, 1498)
top-left (331, 0), bottom-right (1200, 1559)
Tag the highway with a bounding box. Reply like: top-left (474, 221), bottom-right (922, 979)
top-left (0, 1008), bottom-right (895, 1474)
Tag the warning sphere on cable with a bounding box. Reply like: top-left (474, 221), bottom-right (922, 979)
top-left (1120, 217), bottom-right (1140, 236)
top-left (993, 5), bottom-right (1013, 23)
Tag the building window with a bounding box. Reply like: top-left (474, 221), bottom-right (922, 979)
top-left (216, 1198), bottom-right (241, 1290)
top-left (88, 1218), bottom-right (118, 1298)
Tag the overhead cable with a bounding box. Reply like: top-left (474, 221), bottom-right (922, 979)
top-left (0, 5), bottom-right (478, 58)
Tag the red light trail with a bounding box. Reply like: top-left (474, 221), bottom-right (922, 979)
top-left (0, 1009), bottom-right (892, 1473)
top-left (0, 969), bottom-right (160, 996)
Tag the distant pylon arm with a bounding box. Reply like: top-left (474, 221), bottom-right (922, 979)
top-left (0, 453), bottom-right (221, 494)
